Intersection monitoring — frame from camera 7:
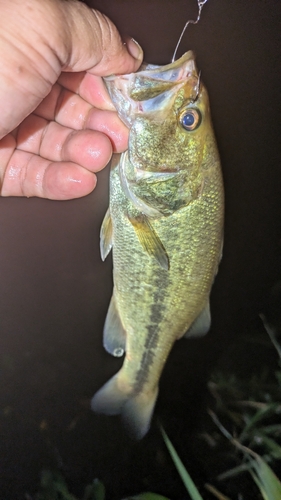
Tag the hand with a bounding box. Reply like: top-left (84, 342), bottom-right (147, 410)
top-left (0, 0), bottom-right (143, 199)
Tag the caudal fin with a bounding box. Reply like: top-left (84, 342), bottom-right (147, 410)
top-left (91, 374), bottom-right (158, 439)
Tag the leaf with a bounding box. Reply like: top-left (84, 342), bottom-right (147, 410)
top-left (83, 478), bottom-right (105, 500)
top-left (160, 426), bottom-right (204, 500)
top-left (36, 470), bottom-right (77, 500)
top-left (52, 476), bottom-right (77, 500)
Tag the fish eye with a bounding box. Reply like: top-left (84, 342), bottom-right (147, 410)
top-left (179, 108), bottom-right (201, 131)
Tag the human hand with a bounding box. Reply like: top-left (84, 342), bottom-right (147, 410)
top-left (0, 0), bottom-right (143, 199)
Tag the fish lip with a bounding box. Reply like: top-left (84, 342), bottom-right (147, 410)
top-left (104, 51), bottom-right (199, 127)
top-left (139, 50), bottom-right (196, 76)
top-left (104, 50), bottom-right (196, 82)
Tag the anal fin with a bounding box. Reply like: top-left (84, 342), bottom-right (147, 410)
top-left (103, 294), bottom-right (126, 357)
top-left (183, 300), bottom-right (211, 338)
top-left (129, 214), bottom-right (169, 270)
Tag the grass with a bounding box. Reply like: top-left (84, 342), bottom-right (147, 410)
top-left (26, 471), bottom-right (170, 500)
top-left (28, 318), bottom-right (281, 500)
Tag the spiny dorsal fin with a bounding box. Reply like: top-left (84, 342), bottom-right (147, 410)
top-left (103, 293), bottom-right (126, 357)
top-left (128, 214), bottom-right (169, 270)
top-left (100, 209), bottom-right (113, 261)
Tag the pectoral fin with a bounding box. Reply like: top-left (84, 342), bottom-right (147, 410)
top-left (183, 301), bottom-right (211, 338)
top-left (100, 209), bottom-right (113, 261)
top-left (103, 294), bottom-right (126, 357)
top-left (129, 214), bottom-right (169, 270)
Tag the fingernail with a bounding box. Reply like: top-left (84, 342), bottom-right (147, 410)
top-left (126, 38), bottom-right (143, 61)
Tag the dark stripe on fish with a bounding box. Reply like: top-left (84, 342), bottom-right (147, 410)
top-left (133, 271), bottom-right (169, 394)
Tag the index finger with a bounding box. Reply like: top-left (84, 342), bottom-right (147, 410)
top-left (58, 72), bottom-right (115, 110)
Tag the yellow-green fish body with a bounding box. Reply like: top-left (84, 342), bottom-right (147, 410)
top-left (91, 52), bottom-right (224, 438)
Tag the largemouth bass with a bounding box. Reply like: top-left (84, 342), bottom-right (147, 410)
top-left (91, 51), bottom-right (224, 438)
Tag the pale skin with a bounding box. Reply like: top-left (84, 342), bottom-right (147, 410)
top-left (0, 0), bottom-right (143, 199)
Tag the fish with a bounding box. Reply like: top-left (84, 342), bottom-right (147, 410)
top-left (91, 51), bottom-right (224, 439)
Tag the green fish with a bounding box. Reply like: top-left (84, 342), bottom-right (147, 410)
top-left (91, 52), bottom-right (224, 438)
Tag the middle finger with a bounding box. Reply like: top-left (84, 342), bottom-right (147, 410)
top-left (35, 84), bottom-right (92, 129)
top-left (16, 115), bottom-right (113, 171)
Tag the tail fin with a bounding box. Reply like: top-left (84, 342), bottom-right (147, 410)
top-left (91, 374), bottom-right (158, 439)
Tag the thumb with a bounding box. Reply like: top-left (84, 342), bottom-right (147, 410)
top-left (59, 2), bottom-right (143, 76)
top-left (0, 0), bottom-right (143, 138)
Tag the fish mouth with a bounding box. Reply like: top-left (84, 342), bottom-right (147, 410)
top-left (138, 50), bottom-right (196, 78)
top-left (104, 51), bottom-right (199, 127)
top-left (105, 51), bottom-right (196, 84)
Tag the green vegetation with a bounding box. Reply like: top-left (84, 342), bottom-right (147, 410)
top-left (29, 320), bottom-right (281, 500)
top-left (29, 471), bottom-right (169, 500)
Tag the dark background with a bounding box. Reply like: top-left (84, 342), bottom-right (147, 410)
top-left (0, 1), bottom-right (280, 498)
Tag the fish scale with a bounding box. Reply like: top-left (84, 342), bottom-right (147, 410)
top-left (91, 52), bottom-right (224, 438)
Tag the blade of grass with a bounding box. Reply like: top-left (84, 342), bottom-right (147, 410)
top-left (160, 426), bottom-right (204, 500)
top-left (249, 454), bottom-right (281, 500)
top-left (208, 408), bottom-right (281, 498)
top-left (254, 431), bottom-right (281, 459)
top-left (250, 471), bottom-right (269, 500)
top-left (217, 462), bottom-right (253, 481)
top-left (259, 424), bottom-right (281, 436)
top-left (239, 403), bottom-right (279, 442)
top-left (204, 483), bottom-right (231, 500)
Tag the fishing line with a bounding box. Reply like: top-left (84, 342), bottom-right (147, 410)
top-left (172, 0), bottom-right (208, 62)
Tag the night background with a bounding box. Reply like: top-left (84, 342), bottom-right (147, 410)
top-left (0, 1), bottom-right (280, 498)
